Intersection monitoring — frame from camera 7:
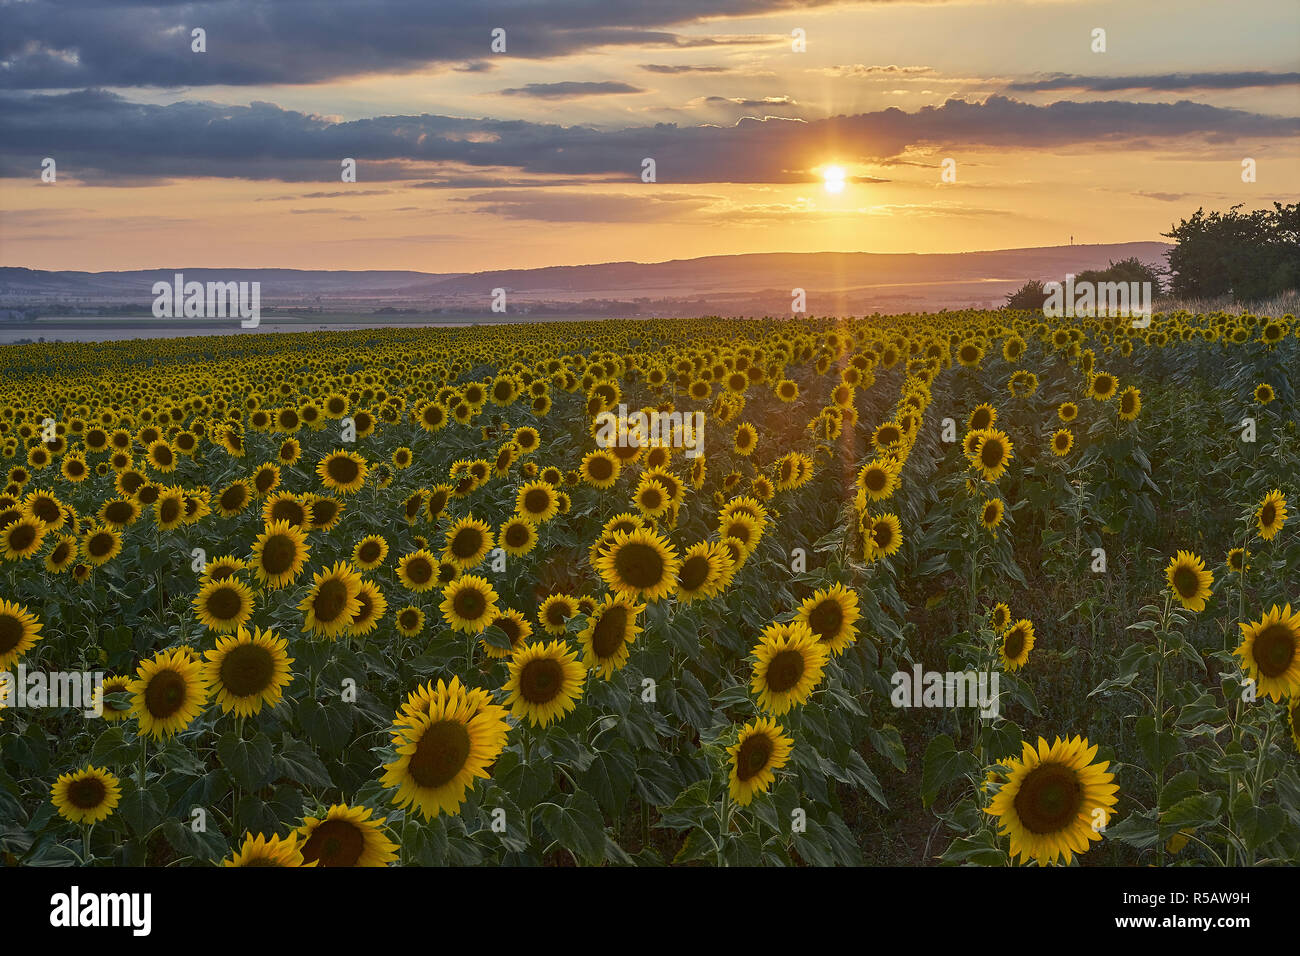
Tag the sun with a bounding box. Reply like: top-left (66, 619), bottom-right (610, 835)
top-left (822, 165), bottom-right (846, 193)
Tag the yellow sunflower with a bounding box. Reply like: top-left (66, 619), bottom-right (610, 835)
top-left (503, 639), bottom-right (586, 728)
top-left (1165, 550), bottom-right (1213, 612)
top-left (751, 620), bottom-right (829, 715)
top-left (397, 549), bottom-right (439, 592)
top-left (1233, 604), bottom-right (1300, 702)
top-left (1, 515), bottom-right (46, 561)
top-left (862, 512), bottom-right (903, 562)
top-left (980, 498), bottom-right (1005, 532)
top-left (317, 449), bottom-right (368, 494)
top-left (0, 598), bottom-right (42, 669)
top-left (51, 766), bottom-right (122, 825)
top-left (381, 690), bottom-right (510, 819)
top-left (1051, 428), bottom-right (1074, 457)
top-left (251, 519), bottom-right (310, 589)
top-left (593, 527), bottom-right (680, 603)
top-left (515, 480), bottom-right (560, 524)
top-left (439, 574), bottom-right (500, 633)
top-left (1000, 619), bottom-right (1035, 671)
top-left (673, 541), bottom-right (734, 603)
top-left (577, 593), bottom-right (645, 678)
top-left (442, 516), bottom-right (495, 569)
top-left (299, 562), bottom-right (364, 639)
top-left (223, 832), bottom-right (310, 867)
top-left (985, 736), bottom-right (1119, 866)
top-left (727, 717), bottom-right (794, 807)
top-left (352, 534), bottom-right (389, 570)
top-left (297, 804), bottom-right (398, 867)
top-left (795, 583), bottom-right (861, 656)
top-left (128, 647), bottom-right (210, 739)
top-left (202, 626), bottom-right (294, 717)
top-left (1256, 490), bottom-right (1288, 541)
top-left (192, 577), bottom-right (255, 634)
top-left (498, 516), bottom-right (539, 557)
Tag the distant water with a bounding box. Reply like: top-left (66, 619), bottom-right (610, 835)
top-left (0, 315), bottom-right (570, 345)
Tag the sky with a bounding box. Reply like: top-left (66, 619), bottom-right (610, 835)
top-left (0, 0), bottom-right (1297, 273)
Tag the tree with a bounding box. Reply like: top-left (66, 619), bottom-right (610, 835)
top-left (1004, 279), bottom-right (1049, 310)
top-left (1163, 202), bottom-right (1299, 301)
top-left (1075, 257), bottom-right (1167, 296)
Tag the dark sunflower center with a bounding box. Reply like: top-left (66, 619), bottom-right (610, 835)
top-left (358, 541), bottom-right (381, 563)
top-left (980, 441), bottom-right (1004, 468)
top-left (453, 588), bottom-right (487, 621)
top-left (7, 523), bottom-right (36, 551)
top-left (399, 610), bottom-right (420, 631)
top-left (872, 522), bottom-right (894, 549)
top-left (1013, 763), bottom-right (1082, 834)
top-left (678, 555), bottom-right (711, 592)
top-left (221, 487), bottom-right (247, 511)
top-left (302, 820), bottom-right (363, 867)
top-left (219, 643), bottom-right (274, 697)
top-left (144, 669), bottom-right (188, 718)
top-left (766, 649), bottom-right (806, 693)
top-left (160, 499), bottom-right (181, 524)
top-left (524, 489), bottom-right (550, 514)
top-left (313, 579), bottom-right (350, 623)
top-left (206, 585), bottom-right (245, 621)
top-left (327, 456), bottom-right (360, 484)
top-left (591, 605), bottom-right (630, 658)
top-left (505, 523), bottom-right (530, 548)
top-left (409, 719), bottom-right (472, 789)
top-left (1005, 628), bottom-right (1026, 659)
top-left (405, 557), bottom-right (433, 584)
top-left (1261, 504), bottom-right (1276, 526)
top-left (864, 468), bottom-right (886, 491)
top-left (614, 541), bottom-right (665, 589)
top-left (519, 658), bottom-right (563, 703)
top-left (1172, 565), bottom-right (1199, 598)
top-left (451, 529), bottom-right (483, 558)
top-left (50, 541), bottom-right (71, 564)
top-left (261, 534), bottom-right (296, 575)
top-left (735, 733), bottom-right (775, 782)
top-left (67, 777), bottom-right (107, 809)
top-left (0, 614), bottom-right (22, 653)
top-left (1253, 623), bottom-right (1296, 678)
top-left (808, 600), bottom-right (843, 640)
top-left (87, 532), bottom-right (114, 556)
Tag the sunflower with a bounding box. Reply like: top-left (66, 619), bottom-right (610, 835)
top-left (1165, 550), bottom-right (1213, 612)
top-left (674, 541), bottom-right (734, 603)
top-left (593, 527), bottom-right (680, 603)
top-left (1233, 604), bottom-right (1300, 702)
top-left (203, 626), bottom-right (294, 716)
top-left (980, 498), bottom-right (1005, 532)
top-left (349, 581), bottom-right (387, 636)
top-left (751, 621), bottom-right (829, 715)
top-left (482, 607), bottom-right (533, 659)
top-left (985, 736), bottom-right (1119, 866)
top-left (251, 520), bottom-right (310, 589)
top-left (971, 428), bottom-right (1014, 481)
top-left (93, 675), bottom-right (133, 723)
top-left (201, 554), bottom-right (246, 583)
top-left (440, 574), bottom-right (500, 634)
top-left (395, 605), bottom-right (426, 638)
top-left (80, 525), bottom-right (122, 566)
top-left (1256, 489), bottom-right (1288, 541)
top-left (193, 577), bottom-right (255, 634)
top-left (317, 449), bottom-right (368, 494)
top-left (727, 718), bottom-right (794, 807)
top-left (577, 593), bottom-right (645, 678)
top-left (51, 766), bottom-right (122, 825)
top-left (498, 516), bottom-right (538, 557)
top-left (153, 487), bottom-right (186, 530)
top-left (440, 516), bottom-right (494, 570)
top-left (990, 602), bottom-right (1012, 634)
top-left (503, 639), bottom-right (586, 728)
top-left (968, 403), bottom-right (997, 431)
top-left (397, 549), bottom-right (439, 592)
top-left (1, 515), bottom-right (45, 561)
top-left (515, 481), bottom-right (560, 524)
top-left (128, 647), bottom-right (209, 739)
top-left (795, 583), bottom-right (861, 656)
top-left (263, 491), bottom-right (308, 528)
top-left (380, 690), bottom-right (509, 819)
top-left (297, 804), bottom-right (398, 867)
top-left (580, 449), bottom-right (620, 489)
top-left (1226, 547), bottom-right (1250, 574)
top-left (856, 460), bottom-right (898, 502)
top-left (537, 593), bottom-right (579, 635)
top-left (299, 562), bottom-right (364, 639)
top-left (633, 476), bottom-right (671, 519)
top-left (1087, 371), bottom-right (1118, 401)
top-left (1000, 619), bottom-right (1035, 671)
top-left (0, 599), bottom-right (42, 669)
top-left (146, 439), bottom-right (177, 472)
top-left (1050, 428), bottom-right (1074, 457)
top-left (1254, 383), bottom-right (1275, 404)
top-left (345, 535), bottom-right (387, 571)
top-left (1057, 402), bottom-right (1078, 423)
top-left (862, 512), bottom-right (903, 561)
top-left (1118, 386), bottom-right (1142, 421)
top-left (223, 833), bottom-right (310, 867)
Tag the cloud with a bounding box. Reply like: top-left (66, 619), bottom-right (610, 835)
top-left (822, 64), bottom-right (934, 78)
top-left (1134, 190), bottom-right (1192, 202)
top-left (2, 89), bottom-right (1295, 186)
top-left (0, 0), bottom-right (801, 88)
top-left (701, 95), bottom-right (798, 107)
top-left (1008, 72), bottom-right (1300, 92)
top-left (452, 190), bottom-right (711, 222)
top-left (498, 81), bottom-right (645, 99)
top-left (641, 64), bottom-right (734, 74)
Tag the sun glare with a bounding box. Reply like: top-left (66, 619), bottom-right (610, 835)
top-left (822, 165), bottom-right (846, 194)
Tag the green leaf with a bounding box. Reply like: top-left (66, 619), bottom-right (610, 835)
top-left (538, 791), bottom-right (606, 864)
top-left (920, 734), bottom-right (977, 808)
top-left (216, 732), bottom-right (274, 790)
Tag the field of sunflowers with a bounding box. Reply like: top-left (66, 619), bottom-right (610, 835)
top-left (0, 309), bottom-right (1295, 867)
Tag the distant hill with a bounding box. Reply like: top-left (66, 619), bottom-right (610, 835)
top-left (0, 242), bottom-right (1171, 315)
